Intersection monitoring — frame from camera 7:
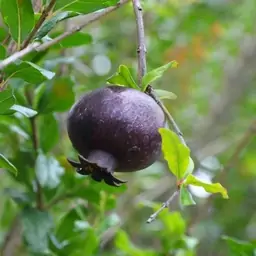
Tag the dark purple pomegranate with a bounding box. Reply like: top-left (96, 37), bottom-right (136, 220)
top-left (67, 85), bottom-right (165, 186)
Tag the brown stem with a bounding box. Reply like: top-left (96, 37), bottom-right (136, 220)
top-left (21, 0), bottom-right (56, 49)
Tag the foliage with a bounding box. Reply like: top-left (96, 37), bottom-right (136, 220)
top-left (0, 0), bottom-right (255, 256)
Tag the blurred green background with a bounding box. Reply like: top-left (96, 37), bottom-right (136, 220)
top-left (0, 0), bottom-right (255, 255)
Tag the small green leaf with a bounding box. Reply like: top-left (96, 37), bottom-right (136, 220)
top-left (38, 114), bottom-right (59, 153)
top-left (35, 151), bottom-right (64, 189)
top-left (1, 0), bottom-right (34, 47)
top-left (155, 89), bottom-right (177, 100)
top-left (4, 61), bottom-right (55, 84)
top-left (0, 89), bottom-right (16, 114)
top-left (21, 207), bottom-right (53, 253)
top-left (159, 128), bottom-right (190, 179)
top-left (184, 174), bottom-right (229, 199)
top-left (180, 185), bottom-right (196, 206)
top-left (141, 61), bottom-right (178, 91)
top-left (10, 104), bottom-right (37, 117)
top-left (54, 0), bottom-right (119, 13)
top-left (107, 65), bottom-right (139, 89)
top-left (0, 153), bottom-right (17, 175)
top-left (36, 11), bottom-right (80, 39)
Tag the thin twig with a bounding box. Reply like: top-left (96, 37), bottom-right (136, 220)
top-left (25, 89), bottom-right (44, 210)
top-left (146, 190), bottom-right (179, 223)
top-left (22, 0), bottom-right (56, 49)
top-left (0, 0), bottom-right (130, 70)
top-left (132, 0), bottom-right (147, 84)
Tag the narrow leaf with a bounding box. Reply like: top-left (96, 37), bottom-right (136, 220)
top-left (142, 61), bottom-right (178, 91)
top-left (155, 89), bottom-right (177, 100)
top-left (4, 61), bottom-right (55, 84)
top-left (10, 104), bottom-right (37, 117)
top-left (54, 0), bottom-right (119, 13)
top-left (184, 174), bottom-right (229, 199)
top-left (107, 65), bottom-right (139, 89)
top-left (1, 0), bottom-right (34, 47)
top-left (0, 89), bottom-right (16, 114)
top-left (0, 153), bottom-right (18, 175)
top-left (180, 185), bottom-right (196, 206)
top-left (159, 128), bottom-right (190, 179)
top-left (36, 11), bottom-right (80, 39)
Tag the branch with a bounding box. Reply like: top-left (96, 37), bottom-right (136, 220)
top-left (132, 0), bottom-right (147, 84)
top-left (146, 190), bottom-right (179, 223)
top-left (21, 0), bottom-right (56, 49)
top-left (131, 1), bottom-right (187, 147)
top-left (0, 0), bottom-right (130, 70)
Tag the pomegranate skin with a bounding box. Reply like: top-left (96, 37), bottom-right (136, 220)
top-left (67, 85), bottom-right (165, 172)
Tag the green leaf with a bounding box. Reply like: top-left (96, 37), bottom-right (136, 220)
top-left (1, 0), bottom-right (34, 47)
top-left (180, 185), bottom-right (196, 206)
top-left (57, 32), bottom-right (92, 48)
top-left (4, 61), bottom-right (55, 84)
top-left (38, 114), bottom-right (59, 153)
top-left (154, 89), bottom-right (177, 100)
top-left (0, 153), bottom-right (17, 175)
top-left (107, 65), bottom-right (139, 89)
top-left (222, 236), bottom-right (256, 256)
top-left (0, 89), bottom-right (16, 114)
top-left (0, 44), bottom-right (6, 60)
top-left (37, 77), bottom-right (75, 113)
top-left (10, 104), bottom-right (37, 117)
top-left (21, 207), bottom-right (53, 253)
top-left (54, 0), bottom-right (119, 14)
top-left (35, 151), bottom-right (64, 189)
top-left (184, 174), bottom-right (229, 199)
top-left (36, 11), bottom-right (80, 39)
top-left (141, 61), bottom-right (178, 91)
top-left (159, 128), bottom-right (190, 179)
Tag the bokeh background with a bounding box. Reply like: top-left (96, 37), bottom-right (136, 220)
top-left (0, 0), bottom-right (255, 255)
